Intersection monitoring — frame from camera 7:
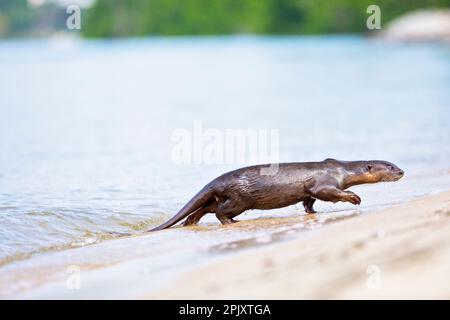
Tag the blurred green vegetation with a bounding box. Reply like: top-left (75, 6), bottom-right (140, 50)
top-left (0, 0), bottom-right (449, 38)
top-left (81, 0), bottom-right (450, 37)
top-left (0, 1), bottom-right (65, 37)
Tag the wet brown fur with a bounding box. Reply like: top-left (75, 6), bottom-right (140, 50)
top-left (150, 159), bottom-right (404, 231)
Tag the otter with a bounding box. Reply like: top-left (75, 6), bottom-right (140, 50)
top-left (150, 159), bottom-right (404, 231)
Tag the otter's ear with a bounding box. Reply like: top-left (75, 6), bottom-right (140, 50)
top-left (366, 165), bottom-right (373, 172)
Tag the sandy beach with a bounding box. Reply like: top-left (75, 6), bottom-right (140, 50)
top-left (151, 190), bottom-right (450, 299)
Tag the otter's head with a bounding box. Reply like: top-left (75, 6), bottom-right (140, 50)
top-left (362, 161), bottom-right (404, 183)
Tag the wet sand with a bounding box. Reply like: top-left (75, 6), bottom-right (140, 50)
top-left (1, 211), bottom-right (352, 299)
top-left (150, 190), bottom-right (450, 299)
top-left (2, 188), bottom-right (450, 299)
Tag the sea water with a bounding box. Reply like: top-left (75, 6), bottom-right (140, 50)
top-left (0, 35), bottom-right (449, 271)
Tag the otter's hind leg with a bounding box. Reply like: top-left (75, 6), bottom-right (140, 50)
top-left (183, 207), bottom-right (208, 226)
top-left (215, 198), bottom-right (245, 225)
top-left (303, 198), bottom-right (316, 214)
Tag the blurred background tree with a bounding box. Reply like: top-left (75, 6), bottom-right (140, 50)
top-left (0, 0), bottom-right (449, 38)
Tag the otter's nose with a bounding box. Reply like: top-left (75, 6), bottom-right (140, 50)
top-left (397, 170), bottom-right (404, 176)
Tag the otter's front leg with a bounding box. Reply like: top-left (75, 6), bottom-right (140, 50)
top-left (303, 198), bottom-right (316, 214)
top-left (305, 178), bottom-right (361, 205)
top-left (310, 186), bottom-right (361, 205)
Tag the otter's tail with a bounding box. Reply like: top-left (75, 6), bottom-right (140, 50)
top-left (149, 187), bottom-right (213, 231)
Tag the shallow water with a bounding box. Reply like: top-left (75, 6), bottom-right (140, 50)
top-left (1, 174), bottom-right (449, 299)
top-left (0, 35), bottom-right (449, 269)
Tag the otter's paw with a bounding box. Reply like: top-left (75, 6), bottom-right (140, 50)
top-left (345, 192), bottom-right (361, 205)
top-left (225, 218), bottom-right (238, 224)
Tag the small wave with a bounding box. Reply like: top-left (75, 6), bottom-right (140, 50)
top-left (0, 210), bottom-right (172, 267)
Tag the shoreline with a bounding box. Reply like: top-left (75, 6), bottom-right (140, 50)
top-left (3, 168), bottom-right (449, 269)
top-left (149, 190), bottom-right (450, 299)
top-left (1, 188), bottom-right (449, 299)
